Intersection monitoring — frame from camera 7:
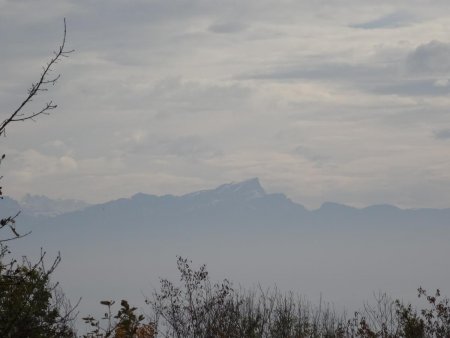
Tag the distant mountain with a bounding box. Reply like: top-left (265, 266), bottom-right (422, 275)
top-left (19, 194), bottom-right (90, 217)
top-left (3, 178), bottom-right (449, 238)
top-left (5, 177), bottom-right (450, 318)
top-left (29, 178), bottom-right (306, 239)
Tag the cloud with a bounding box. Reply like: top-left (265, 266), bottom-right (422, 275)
top-left (163, 136), bottom-right (223, 160)
top-left (149, 78), bottom-right (252, 117)
top-left (239, 40), bottom-right (450, 98)
top-left (292, 146), bottom-right (330, 166)
top-left (208, 22), bottom-right (247, 34)
top-left (406, 41), bottom-right (450, 75)
top-left (118, 131), bottom-right (223, 160)
top-left (434, 129), bottom-right (450, 140)
top-left (239, 63), bottom-right (384, 81)
top-left (433, 78), bottom-right (449, 87)
top-left (3, 1), bottom-right (450, 208)
top-left (351, 11), bottom-right (414, 30)
top-left (59, 155), bottom-right (78, 172)
top-left (11, 149), bottom-right (78, 184)
top-left (371, 79), bottom-right (450, 96)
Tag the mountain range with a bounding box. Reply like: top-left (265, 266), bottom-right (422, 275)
top-left (3, 178), bottom-right (449, 320)
top-left (2, 178), bottom-right (449, 234)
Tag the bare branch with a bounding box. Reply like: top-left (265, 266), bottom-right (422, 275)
top-left (0, 211), bottom-right (31, 243)
top-left (0, 20), bottom-right (72, 241)
top-left (0, 18), bottom-right (73, 136)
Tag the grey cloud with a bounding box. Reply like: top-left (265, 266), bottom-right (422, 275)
top-left (40, 140), bottom-right (72, 157)
top-left (371, 79), bottom-right (450, 96)
top-left (208, 22), bottom-right (247, 34)
top-left (351, 11), bottom-right (414, 29)
top-left (149, 78), bottom-right (252, 117)
top-left (119, 132), bottom-right (223, 161)
top-left (293, 146), bottom-right (330, 166)
top-left (434, 129), bottom-right (450, 140)
top-left (371, 105), bottom-right (450, 130)
top-left (239, 62), bottom-right (392, 82)
top-left (240, 42), bottom-right (450, 97)
top-left (240, 62), bottom-right (423, 98)
top-left (406, 41), bottom-right (450, 75)
top-left (162, 136), bottom-right (223, 159)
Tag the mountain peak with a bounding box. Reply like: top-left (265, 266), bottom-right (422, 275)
top-left (214, 178), bottom-right (266, 199)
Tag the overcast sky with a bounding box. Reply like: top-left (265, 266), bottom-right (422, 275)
top-left (1, 0), bottom-right (450, 208)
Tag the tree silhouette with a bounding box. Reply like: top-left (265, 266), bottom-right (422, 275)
top-left (0, 19), bottom-right (77, 337)
top-left (0, 18), bottom-right (73, 243)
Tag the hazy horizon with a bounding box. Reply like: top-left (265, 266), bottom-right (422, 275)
top-left (7, 176), bottom-right (450, 211)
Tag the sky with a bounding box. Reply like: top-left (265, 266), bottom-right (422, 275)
top-left (1, 0), bottom-right (450, 209)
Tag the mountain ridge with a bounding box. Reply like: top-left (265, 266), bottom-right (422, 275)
top-left (4, 178), bottom-right (450, 220)
top-left (2, 178), bottom-right (448, 238)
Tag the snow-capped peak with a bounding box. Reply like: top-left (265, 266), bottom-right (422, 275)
top-left (214, 178), bottom-right (266, 199)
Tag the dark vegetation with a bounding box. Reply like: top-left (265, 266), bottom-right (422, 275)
top-left (1, 20), bottom-right (450, 337)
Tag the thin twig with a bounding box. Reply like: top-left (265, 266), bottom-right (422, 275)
top-left (0, 18), bottom-right (73, 136)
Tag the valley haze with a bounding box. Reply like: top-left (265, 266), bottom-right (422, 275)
top-left (4, 178), bottom-right (450, 322)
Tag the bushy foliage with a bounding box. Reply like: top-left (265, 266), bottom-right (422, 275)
top-left (148, 257), bottom-right (351, 337)
top-left (418, 287), bottom-right (450, 337)
top-left (150, 257), bottom-right (238, 337)
top-left (83, 300), bottom-right (155, 338)
top-left (0, 245), bottom-right (76, 337)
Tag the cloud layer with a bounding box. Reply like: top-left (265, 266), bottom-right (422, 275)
top-left (1, 1), bottom-right (450, 208)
